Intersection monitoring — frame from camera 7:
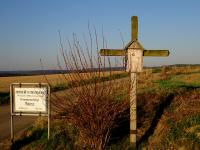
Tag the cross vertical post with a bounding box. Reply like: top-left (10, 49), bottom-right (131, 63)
top-left (99, 16), bottom-right (170, 149)
top-left (129, 16), bottom-right (142, 148)
top-left (131, 16), bottom-right (138, 41)
top-left (130, 72), bottom-right (137, 148)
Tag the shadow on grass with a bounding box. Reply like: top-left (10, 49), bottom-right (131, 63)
top-left (11, 129), bottom-right (44, 150)
top-left (179, 84), bottom-right (200, 90)
top-left (107, 92), bottom-right (175, 148)
top-left (137, 93), bottom-right (174, 146)
top-left (109, 109), bottom-right (130, 145)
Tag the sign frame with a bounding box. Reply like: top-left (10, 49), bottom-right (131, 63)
top-left (11, 83), bottom-right (50, 115)
top-left (10, 83), bottom-right (50, 142)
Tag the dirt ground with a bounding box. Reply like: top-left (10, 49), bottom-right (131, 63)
top-left (0, 104), bottom-right (38, 148)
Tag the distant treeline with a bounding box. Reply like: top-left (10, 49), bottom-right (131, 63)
top-left (0, 64), bottom-right (199, 77)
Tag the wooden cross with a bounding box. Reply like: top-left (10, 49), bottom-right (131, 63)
top-left (99, 16), bottom-right (170, 148)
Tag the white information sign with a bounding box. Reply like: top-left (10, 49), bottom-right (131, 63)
top-left (14, 87), bottom-right (47, 113)
top-left (10, 83), bottom-right (50, 141)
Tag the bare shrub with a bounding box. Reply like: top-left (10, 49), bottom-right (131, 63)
top-left (161, 65), bottom-right (169, 80)
top-left (44, 30), bottom-right (129, 149)
top-left (171, 66), bottom-right (178, 76)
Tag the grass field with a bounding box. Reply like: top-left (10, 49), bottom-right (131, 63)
top-left (2, 65), bottom-right (200, 149)
top-left (0, 71), bottom-right (124, 93)
top-left (0, 70), bottom-right (125, 104)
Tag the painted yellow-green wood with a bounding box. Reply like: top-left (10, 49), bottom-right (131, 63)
top-left (100, 49), bottom-right (126, 56)
top-left (100, 49), bottom-right (169, 57)
top-left (132, 16), bottom-right (138, 41)
top-left (144, 50), bottom-right (170, 56)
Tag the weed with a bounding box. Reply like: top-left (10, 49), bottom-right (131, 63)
top-left (164, 114), bottom-right (200, 148)
top-left (156, 78), bottom-right (200, 91)
top-left (107, 135), bottom-right (130, 150)
top-left (51, 83), bottom-right (69, 91)
top-left (12, 120), bottom-right (77, 150)
top-left (11, 128), bottom-right (44, 150)
top-left (0, 92), bottom-right (9, 104)
top-left (152, 67), bottom-right (162, 73)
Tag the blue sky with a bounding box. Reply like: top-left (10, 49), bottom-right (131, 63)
top-left (0, 0), bottom-right (200, 70)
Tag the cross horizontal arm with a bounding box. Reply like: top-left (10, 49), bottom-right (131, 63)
top-left (100, 49), bottom-right (126, 56)
top-left (100, 49), bottom-right (170, 57)
top-left (144, 50), bottom-right (170, 56)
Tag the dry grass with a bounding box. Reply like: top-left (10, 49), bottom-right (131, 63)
top-left (178, 73), bottom-right (200, 84)
top-left (0, 74), bottom-right (58, 92)
top-left (170, 65), bottom-right (200, 75)
top-left (0, 71), bottom-right (123, 93)
top-left (145, 90), bottom-right (200, 149)
top-left (6, 65), bottom-right (200, 149)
